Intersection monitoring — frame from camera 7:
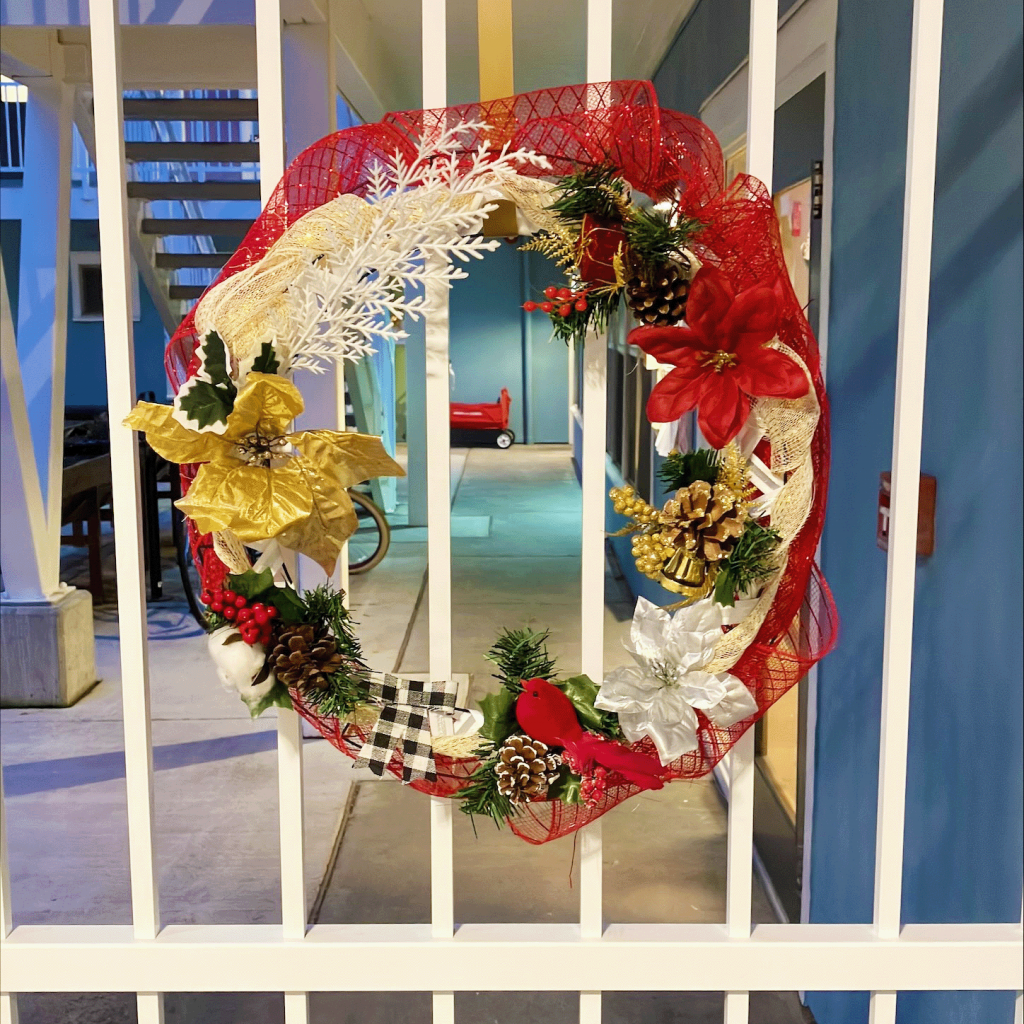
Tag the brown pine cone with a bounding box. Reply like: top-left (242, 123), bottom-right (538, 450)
top-left (270, 624), bottom-right (344, 690)
top-left (494, 734), bottom-right (562, 804)
top-left (660, 480), bottom-right (747, 563)
top-left (626, 261), bottom-right (690, 327)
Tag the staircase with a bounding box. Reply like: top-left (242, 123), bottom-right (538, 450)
top-left (115, 90), bottom-right (262, 324)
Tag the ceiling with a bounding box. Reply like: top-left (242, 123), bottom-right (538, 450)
top-left (350, 0), bottom-right (698, 112)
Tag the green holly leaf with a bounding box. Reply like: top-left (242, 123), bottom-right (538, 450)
top-left (250, 339), bottom-right (280, 375)
top-left (247, 680), bottom-right (294, 719)
top-left (227, 568), bottom-right (277, 600)
top-left (478, 688), bottom-right (518, 745)
top-left (176, 378), bottom-right (236, 430)
top-left (557, 674), bottom-right (621, 739)
top-left (548, 765), bottom-right (583, 805)
top-left (713, 567), bottom-right (737, 606)
top-left (266, 586), bottom-right (306, 625)
top-left (199, 331), bottom-right (235, 389)
top-left (174, 331), bottom-right (238, 430)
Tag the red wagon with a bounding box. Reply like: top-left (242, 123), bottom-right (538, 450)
top-left (449, 387), bottom-right (515, 449)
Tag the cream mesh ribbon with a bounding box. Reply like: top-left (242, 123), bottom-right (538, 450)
top-left (194, 194), bottom-right (376, 364)
top-left (704, 343), bottom-right (819, 673)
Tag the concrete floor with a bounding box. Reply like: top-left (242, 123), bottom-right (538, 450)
top-left (3, 445), bottom-right (810, 1024)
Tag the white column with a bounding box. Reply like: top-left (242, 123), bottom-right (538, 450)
top-left (89, 1), bottom-right (162, 1021)
top-left (284, 20), bottom-right (343, 597)
top-left (421, 7), bottom-right (454, 1024)
top-left (868, 0), bottom-right (944, 1021)
top-left (8, 75), bottom-right (73, 599)
top-left (258, 12), bottom-right (310, 1024)
top-left (725, 5), bottom-right (777, 1024)
top-left (1, 259), bottom-right (51, 602)
top-left (580, 4), bottom-right (612, 1023)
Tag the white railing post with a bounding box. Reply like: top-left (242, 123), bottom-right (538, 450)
top-left (724, 4), bottom-right (777, 1023)
top-left (580, 3), bottom-right (612, 1022)
top-left (421, 4), bottom-right (455, 1022)
top-left (88, 1), bottom-right (162, 1021)
top-left (257, 7), bottom-right (310, 1024)
top-left (0, 767), bottom-right (18, 1024)
top-left (869, 0), bottom-right (944, 1020)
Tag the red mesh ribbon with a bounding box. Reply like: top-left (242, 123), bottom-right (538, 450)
top-left (165, 81), bottom-right (837, 844)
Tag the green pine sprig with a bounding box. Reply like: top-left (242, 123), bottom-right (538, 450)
top-left (623, 206), bottom-right (703, 277)
top-left (547, 288), bottom-right (621, 347)
top-left (458, 753), bottom-right (517, 832)
top-left (485, 627), bottom-right (557, 694)
top-left (714, 521), bottom-right (782, 606)
top-left (548, 164), bottom-right (631, 223)
top-left (657, 448), bottom-right (722, 491)
top-left (294, 583), bottom-right (371, 719)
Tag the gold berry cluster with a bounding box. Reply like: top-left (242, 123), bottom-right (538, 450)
top-left (610, 485), bottom-right (657, 524)
top-left (611, 485), bottom-right (672, 579)
top-left (630, 531), bottom-right (675, 579)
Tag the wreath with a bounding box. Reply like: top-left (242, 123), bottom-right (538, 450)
top-left (128, 81), bottom-right (837, 845)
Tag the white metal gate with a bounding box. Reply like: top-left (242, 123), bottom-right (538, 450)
top-left (1, 1), bottom-right (1021, 1023)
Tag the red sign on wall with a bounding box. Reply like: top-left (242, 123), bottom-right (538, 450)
top-left (877, 472), bottom-right (937, 556)
top-left (791, 201), bottom-right (802, 237)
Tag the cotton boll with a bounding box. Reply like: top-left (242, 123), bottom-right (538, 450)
top-left (207, 626), bottom-right (276, 703)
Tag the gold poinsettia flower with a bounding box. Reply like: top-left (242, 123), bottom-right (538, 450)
top-left (125, 373), bottom-right (404, 573)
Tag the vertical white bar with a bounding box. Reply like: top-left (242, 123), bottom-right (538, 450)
top-left (580, 10), bottom-right (612, 1024)
top-left (423, 4), bottom-right (454, 1022)
top-left (869, 1), bottom-right (944, 1019)
top-left (724, 5), bottom-right (776, 1022)
top-left (91, 3), bottom-right (164, 1019)
top-left (0, 768), bottom-right (17, 1024)
top-left (258, 13), bottom-right (309, 1021)
top-left (89, 0), bottom-right (161, 944)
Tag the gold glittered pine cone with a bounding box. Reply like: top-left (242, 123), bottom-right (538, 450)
top-left (625, 261), bottom-right (690, 327)
top-left (494, 734), bottom-right (562, 804)
top-left (270, 624), bottom-right (344, 690)
top-left (661, 480), bottom-right (747, 563)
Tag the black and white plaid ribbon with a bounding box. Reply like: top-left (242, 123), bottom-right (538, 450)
top-left (352, 673), bottom-right (459, 782)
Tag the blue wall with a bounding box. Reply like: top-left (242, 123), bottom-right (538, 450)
top-left (0, 217), bottom-right (169, 407)
top-left (808, 1), bottom-right (1022, 1023)
top-left (448, 241), bottom-right (569, 444)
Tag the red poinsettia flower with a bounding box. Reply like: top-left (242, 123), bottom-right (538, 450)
top-left (628, 266), bottom-right (809, 449)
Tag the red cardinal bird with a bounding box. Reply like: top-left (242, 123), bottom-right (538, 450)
top-left (516, 678), bottom-right (665, 791)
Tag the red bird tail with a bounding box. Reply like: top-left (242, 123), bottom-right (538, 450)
top-left (568, 732), bottom-right (665, 791)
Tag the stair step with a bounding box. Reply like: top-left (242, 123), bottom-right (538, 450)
top-left (128, 180), bottom-right (261, 201)
top-left (126, 141), bottom-right (260, 163)
top-left (142, 218), bottom-right (253, 237)
top-left (123, 98), bottom-right (259, 121)
top-left (155, 252), bottom-right (232, 270)
top-left (169, 285), bottom-right (208, 300)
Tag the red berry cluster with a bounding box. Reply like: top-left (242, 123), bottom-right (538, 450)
top-left (580, 766), bottom-right (608, 808)
top-left (202, 586), bottom-right (279, 647)
top-left (522, 285), bottom-right (589, 319)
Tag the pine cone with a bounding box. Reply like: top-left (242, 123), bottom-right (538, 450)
top-left (660, 480), bottom-right (747, 563)
top-left (494, 734), bottom-right (562, 804)
top-left (270, 624), bottom-right (344, 690)
top-left (626, 260), bottom-right (690, 327)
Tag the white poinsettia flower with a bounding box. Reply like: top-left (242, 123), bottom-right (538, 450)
top-left (596, 597), bottom-right (758, 766)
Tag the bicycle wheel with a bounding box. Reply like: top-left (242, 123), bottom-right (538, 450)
top-left (348, 489), bottom-right (391, 574)
top-left (173, 505), bottom-right (210, 630)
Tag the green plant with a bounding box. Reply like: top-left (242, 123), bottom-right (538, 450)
top-left (713, 521), bottom-right (781, 606)
top-left (657, 448), bottom-right (722, 490)
top-left (547, 164), bottom-right (631, 223)
top-left (485, 627), bottom-right (557, 694)
top-left (623, 205), bottom-right (702, 275)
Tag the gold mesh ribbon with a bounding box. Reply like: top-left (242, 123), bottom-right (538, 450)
top-left (704, 344), bottom-right (819, 673)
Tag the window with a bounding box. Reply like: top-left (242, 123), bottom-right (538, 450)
top-left (70, 251), bottom-right (141, 322)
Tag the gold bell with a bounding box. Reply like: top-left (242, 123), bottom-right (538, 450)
top-left (658, 548), bottom-right (715, 604)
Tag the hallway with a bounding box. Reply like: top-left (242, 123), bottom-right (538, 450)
top-left (5, 445), bottom-right (806, 1024)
